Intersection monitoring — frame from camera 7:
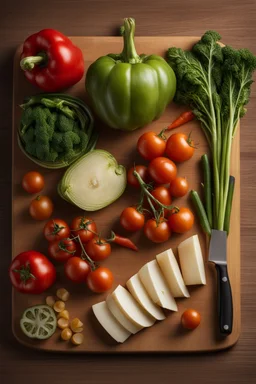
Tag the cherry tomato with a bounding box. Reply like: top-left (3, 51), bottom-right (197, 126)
top-left (151, 186), bottom-right (172, 217)
top-left (181, 309), bottom-right (201, 330)
top-left (85, 237), bottom-right (111, 261)
top-left (169, 177), bottom-right (189, 198)
top-left (148, 157), bottom-right (177, 184)
top-left (48, 238), bottom-right (76, 262)
top-left (9, 251), bottom-right (56, 294)
top-left (22, 171), bottom-right (45, 194)
top-left (44, 218), bottom-right (70, 242)
top-left (144, 218), bottom-right (171, 243)
top-left (120, 207), bottom-right (145, 232)
top-left (64, 257), bottom-right (90, 283)
top-left (86, 267), bottom-right (114, 293)
top-left (29, 195), bottom-right (54, 221)
top-left (168, 207), bottom-right (194, 233)
top-left (70, 216), bottom-right (97, 243)
top-left (166, 133), bottom-right (195, 162)
top-left (137, 131), bottom-right (166, 160)
top-left (127, 165), bottom-right (148, 188)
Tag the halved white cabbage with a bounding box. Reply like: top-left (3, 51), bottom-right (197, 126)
top-left (58, 150), bottom-right (126, 211)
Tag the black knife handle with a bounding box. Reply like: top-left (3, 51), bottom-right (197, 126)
top-left (215, 264), bottom-right (233, 335)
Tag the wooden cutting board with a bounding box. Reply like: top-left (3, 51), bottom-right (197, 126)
top-left (12, 36), bottom-right (240, 353)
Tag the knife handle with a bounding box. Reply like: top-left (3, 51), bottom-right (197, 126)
top-left (215, 264), bottom-right (233, 335)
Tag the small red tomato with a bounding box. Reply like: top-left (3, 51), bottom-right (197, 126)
top-left (48, 238), bottom-right (77, 262)
top-left (120, 207), bottom-right (145, 232)
top-left (64, 257), bottom-right (90, 283)
top-left (169, 177), bottom-right (189, 198)
top-left (85, 237), bottom-right (111, 261)
top-left (151, 186), bottom-right (172, 217)
top-left (86, 267), bottom-right (114, 293)
top-left (144, 218), bottom-right (171, 243)
top-left (168, 207), bottom-right (194, 233)
top-left (70, 216), bottom-right (97, 243)
top-left (22, 171), bottom-right (45, 194)
top-left (127, 165), bottom-right (148, 188)
top-left (29, 195), bottom-right (54, 221)
top-left (137, 131), bottom-right (166, 160)
top-left (148, 157), bottom-right (177, 184)
top-left (166, 133), bottom-right (195, 162)
top-left (181, 309), bottom-right (201, 330)
top-left (44, 218), bottom-right (70, 242)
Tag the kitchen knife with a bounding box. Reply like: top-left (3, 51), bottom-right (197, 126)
top-left (209, 229), bottom-right (233, 335)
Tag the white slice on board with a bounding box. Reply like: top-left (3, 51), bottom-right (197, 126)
top-left (178, 234), bottom-right (206, 285)
top-left (92, 301), bottom-right (131, 343)
top-left (126, 274), bottom-right (165, 321)
top-left (112, 285), bottom-right (155, 328)
top-left (106, 294), bottom-right (141, 334)
top-left (138, 260), bottom-right (178, 311)
top-left (156, 248), bottom-right (190, 298)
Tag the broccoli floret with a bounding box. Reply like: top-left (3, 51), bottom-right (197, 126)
top-left (22, 126), bottom-right (35, 143)
top-left (56, 114), bottom-right (75, 132)
top-left (25, 141), bottom-right (37, 157)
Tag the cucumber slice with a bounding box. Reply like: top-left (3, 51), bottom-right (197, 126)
top-left (59, 150), bottom-right (127, 211)
top-left (20, 305), bottom-right (57, 340)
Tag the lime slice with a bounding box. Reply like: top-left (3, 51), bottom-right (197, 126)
top-left (20, 305), bottom-right (57, 340)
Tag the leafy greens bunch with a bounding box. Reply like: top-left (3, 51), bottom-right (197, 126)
top-left (167, 31), bottom-right (256, 233)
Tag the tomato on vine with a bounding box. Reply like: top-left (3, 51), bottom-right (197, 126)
top-left (168, 207), bottom-right (194, 233)
top-left (85, 237), bottom-right (111, 261)
top-left (144, 217), bottom-right (171, 243)
top-left (64, 257), bottom-right (90, 283)
top-left (120, 206), bottom-right (145, 232)
top-left (48, 238), bottom-right (77, 262)
top-left (169, 177), bottom-right (189, 198)
top-left (127, 165), bottom-right (148, 188)
top-left (148, 157), bottom-right (177, 184)
top-left (137, 131), bottom-right (166, 161)
top-left (70, 216), bottom-right (97, 243)
top-left (44, 218), bottom-right (70, 242)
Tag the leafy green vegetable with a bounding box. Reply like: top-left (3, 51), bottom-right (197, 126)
top-left (18, 93), bottom-right (97, 169)
top-left (167, 31), bottom-right (256, 231)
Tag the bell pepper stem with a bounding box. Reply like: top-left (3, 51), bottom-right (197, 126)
top-left (121, 18), bottom-right (141, 63)
top-left (20, 52), bottom-right (48, 71)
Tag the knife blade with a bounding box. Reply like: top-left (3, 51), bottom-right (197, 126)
top-left (209, 229), bottom-right (233, 335)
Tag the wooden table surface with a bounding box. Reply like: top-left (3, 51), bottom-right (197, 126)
top-left (1, 0), bottom-right (255, 383)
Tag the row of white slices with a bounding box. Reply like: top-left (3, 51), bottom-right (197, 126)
top-left (92, 234), bottom-right (206, 343)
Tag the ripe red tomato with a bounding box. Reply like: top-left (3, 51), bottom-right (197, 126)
top-left (64, 257), bottom-right (90, 283)
top-left (85, 237), bottom-right (111, 261)
top-left (22, 171), bottom-right (45, 194)
top-left (127, 165), bottom-right (148, 188)
top-left (48, 238), bottom-right (77, 262)
top-left (166, 133), bottom-right (195, 162)
top-left (86, 267), bottom-right (114, 293)
top-left (44, 218), bottom-right (70, 242)
top-left (148, 157), bottom-right (177, 184)
top-left (120, 207), bottom-right (145, 232)
top-left (151, 186), bottom-right (172, 217)
top-left (9, 251), bottom-right (56, 294)
top-left (169, 177), bottom-right (189, 198)
top-left (181, 309), bottom-right (201, 330)
top-left (144, 218), bottom-right (171, 243)
top-left (168, 207), bottom-right (194, 233)
top-left (70, 216), bottom-right (97, 243)
top-left (29, 195), bottom-right (54, 221)
top-left (137, 131), bottom-right (166, 161)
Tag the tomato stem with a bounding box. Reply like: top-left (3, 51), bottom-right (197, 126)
top-left (13, 264), bottom-right (36, 284)
top-left (133, 170), bottom-right (178, 211)
top-left (74, 235), bottom-right (97, 271)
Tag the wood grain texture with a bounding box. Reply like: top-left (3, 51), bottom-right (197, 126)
top-left (11, 37), bottom-right (240, 353)
top-left (0, 0), bottom-right (256, 382)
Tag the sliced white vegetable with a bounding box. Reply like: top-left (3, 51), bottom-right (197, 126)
top-left (126, 274), bottom-right (165, 321)
top-left (156, 249), bottom-right (190, 298)
top-left (112, 285), bottom-right (155, 328)
top-left (92, 301), bottom-right (131, 343)
top-left (59, 150), bottom-right (126, 211)
top-left (138, 260), bottom-right (177, 311)
top-left (178, 235), bottom-right (206, 285)
top-left (106, 293), bottom-right (141, 334)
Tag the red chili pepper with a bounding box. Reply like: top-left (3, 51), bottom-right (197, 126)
top-left (108, 231), bottom-right (138, 252)
top-left (20, 29), bottom-right (84, 92)
top-left (167, 111), bottom-right (195, 130)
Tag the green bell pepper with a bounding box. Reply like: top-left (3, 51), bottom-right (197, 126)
top-left (85, 18), bottom-right (176, 131)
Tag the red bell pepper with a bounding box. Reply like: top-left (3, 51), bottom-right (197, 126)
top-left (20, 29), bottom-right (84, 92)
